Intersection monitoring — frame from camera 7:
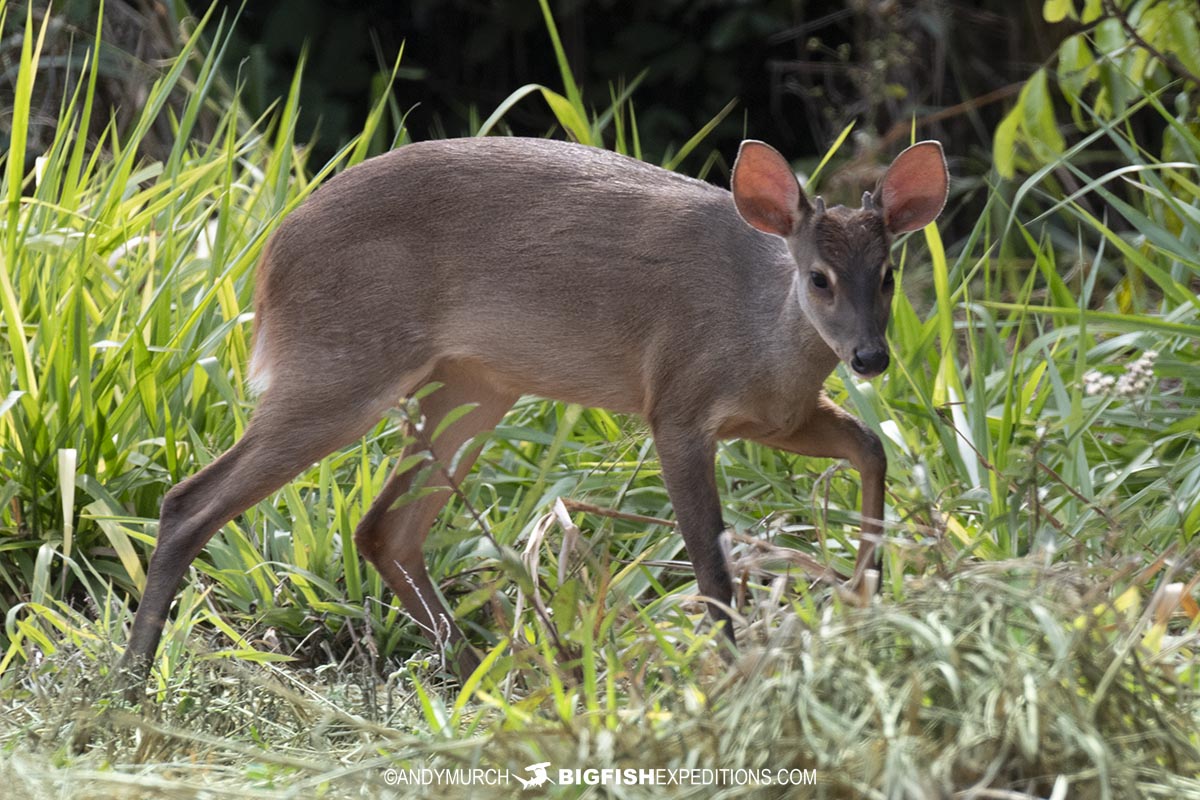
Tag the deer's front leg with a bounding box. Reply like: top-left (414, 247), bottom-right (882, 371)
top-left (651, 426), bottom-right (736, 643)
top-left (754, 394), bottom-right (886, 587)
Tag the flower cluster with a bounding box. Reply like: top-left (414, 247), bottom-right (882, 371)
top-left (1082, 350), bottom-right (1158, 398)
top-left (1082, 370), bottom-right (1115, 395)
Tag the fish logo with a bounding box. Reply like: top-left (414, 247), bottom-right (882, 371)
top-left (515, 762), bottom-right (552, 790)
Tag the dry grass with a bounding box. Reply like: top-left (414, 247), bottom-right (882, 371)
top-left (1, 559), bottom-right (1197, 798)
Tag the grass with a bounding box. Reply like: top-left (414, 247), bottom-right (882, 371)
top-left (1, 1), bottom-right (1199, 797)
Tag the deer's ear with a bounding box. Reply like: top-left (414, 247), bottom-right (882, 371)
top-left (877, 140), bottom-right (949, 234)
top-left (732, 140), bottom-right (810, 237)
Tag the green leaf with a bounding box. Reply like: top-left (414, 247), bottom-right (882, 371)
top-left (1024, 69), bottom-right (1066, 160)
top-left (808, 120), bottom-right (856, 187)
top-left (0, 4), bottom-right (49, 406)
top-left (1166, 6), bottom-right (1200, 78)
top-left (432, 402), bottom-right (481, 443)
top-left (1043, 0), bottom-right (1073, 23)
top-left (1057, 34), bottom-right (1095, 105)
top-left (537, 0), bottom-right (584, 121)
top-left (994, 106), bottom-right (1021, 179)
top-left (539, 87), bottom-right (592, 145)
top-left (662, 97), bottom-right (737, 172)
top-left (477, 83), bottom-right (549, 138)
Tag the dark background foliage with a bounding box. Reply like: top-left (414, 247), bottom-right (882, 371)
top-left (4, 1), bottom-right (1069, 174)
top-left (211, 0), bottom-right (1064, 168)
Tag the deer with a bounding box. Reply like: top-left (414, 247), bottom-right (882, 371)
top-left (117, 135), bottom-right (948, 689)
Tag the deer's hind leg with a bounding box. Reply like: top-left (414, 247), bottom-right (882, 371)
top-left (120, 370), bottom-right (416, 692)
top-left (354, 362), bottom-right (516, 678)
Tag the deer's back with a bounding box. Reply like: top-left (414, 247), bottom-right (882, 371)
top-left (255, 138), bottom-right (800, 415)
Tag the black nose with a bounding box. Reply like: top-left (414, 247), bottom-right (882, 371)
top-left (850, 347), bottom-right (889, 376)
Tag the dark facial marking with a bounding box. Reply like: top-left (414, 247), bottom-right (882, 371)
top-left (813, 207), bottom-right (890, 280)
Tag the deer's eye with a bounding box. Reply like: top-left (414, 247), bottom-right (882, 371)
top-left (810, 271), bottom-right (830, 291)
top-left (882, 268), bottom-right (895, 290)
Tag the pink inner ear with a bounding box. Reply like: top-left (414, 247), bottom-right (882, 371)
top-left (732, 142), bottom-right (804, 237)
top-left (880, 141), bottom-right (948, 234)
top-left (738, 195), bottom-right (795, 236)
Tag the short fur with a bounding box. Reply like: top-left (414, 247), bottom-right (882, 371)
top-left (119, 136), bottom-right (949, 686)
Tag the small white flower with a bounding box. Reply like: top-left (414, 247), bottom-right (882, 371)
top-left (1084, 350), bottom-right (1158, 398)
top-left (1115, 350), bottom-right (1158, 397)
top-left (1083, 370), bottom-right (1115, 396)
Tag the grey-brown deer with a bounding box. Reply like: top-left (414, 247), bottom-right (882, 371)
top-left (119, 136), bottom-right (948, 687)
